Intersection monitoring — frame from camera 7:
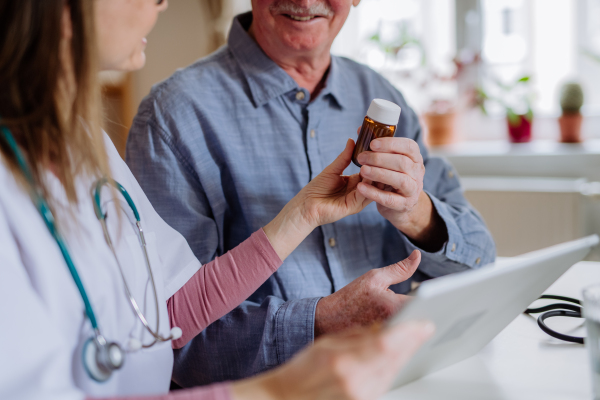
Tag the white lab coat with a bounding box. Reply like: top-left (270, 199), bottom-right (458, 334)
top-left (0, 134), bottom-right (202, 399)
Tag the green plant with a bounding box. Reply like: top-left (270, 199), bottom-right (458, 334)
top-left (475, 75), bottom-right (533, 126)
top-left (369, 23), bottom-right (426, 66)
top-left (583, 49), bottom-right (600, 64)
top-left (560, 82), bottom-right (584, 114)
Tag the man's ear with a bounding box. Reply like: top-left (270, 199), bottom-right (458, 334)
top-left (352, 0), bottom-right (361, 6)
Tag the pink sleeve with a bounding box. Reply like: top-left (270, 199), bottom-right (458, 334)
top-left (168, 228), bottom-right (282, 349)
top-left (90, 382), bottom-right (231, 400)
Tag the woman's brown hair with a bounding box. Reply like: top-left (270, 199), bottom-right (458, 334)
top-left (0, 0), bottom-right (110, 205)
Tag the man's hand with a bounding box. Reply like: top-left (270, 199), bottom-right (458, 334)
top-left (314, 250), bottom-right (421, 337)
top-left (355, 137), bottom-right (447, 251)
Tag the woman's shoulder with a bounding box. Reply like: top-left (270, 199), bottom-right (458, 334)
top-left (103, 131), bottom-right (134, 180)
top-left (0, 157), bottom-right (26, 207)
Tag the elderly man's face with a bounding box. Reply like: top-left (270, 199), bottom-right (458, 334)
top-left (252, 0), bottom-right (359, 54)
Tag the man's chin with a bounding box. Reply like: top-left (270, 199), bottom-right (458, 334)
top-left (275, 26), bottom-right (330, 52)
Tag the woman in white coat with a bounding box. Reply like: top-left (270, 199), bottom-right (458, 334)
top-left (0, 0), bottom-right (434, 399)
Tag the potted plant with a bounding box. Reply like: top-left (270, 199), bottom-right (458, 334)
top-left (476, 75), bottom-right (534, 143)
top-left (558, 82), bottom-right (584, 143)
top-left (422, 100), bottom-right (456, 146)
top-left (368, 25), bottom-right (459, 146)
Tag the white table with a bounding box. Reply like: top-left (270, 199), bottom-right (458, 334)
top-left (382, 261), bottom-right (600, 400)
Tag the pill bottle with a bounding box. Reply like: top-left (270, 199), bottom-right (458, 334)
top-left (352, 99), bottom-right (401, 167)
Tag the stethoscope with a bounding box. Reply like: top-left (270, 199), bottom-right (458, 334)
top-left (0, 124), bottom-right (181, 382)
top-left (525, 295), bottom-right (584, 344)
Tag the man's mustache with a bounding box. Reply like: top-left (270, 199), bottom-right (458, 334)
top-left (269, 0), bottom-right (334, 17)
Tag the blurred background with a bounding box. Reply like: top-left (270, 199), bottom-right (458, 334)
top-left (102, 0), bottom-right (600, 260)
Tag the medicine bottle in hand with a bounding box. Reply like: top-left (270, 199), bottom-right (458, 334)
top-left (352, 99), bottom-right (401, 167)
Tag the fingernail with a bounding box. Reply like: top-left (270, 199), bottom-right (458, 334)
top-left (370, 140), bottom-right (380, 150)
top-left (408, 250), bottom-right (419, 260)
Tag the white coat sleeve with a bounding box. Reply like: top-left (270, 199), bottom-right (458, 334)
top-left (0, 206), bottom-right (84, 400)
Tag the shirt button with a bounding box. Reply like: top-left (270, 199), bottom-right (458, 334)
top-left (310, 129), bottom-right (316, 138)
top-left (448, 170), bottom-right (455, 179)
top-left (451, 243), bottom-right (456, 252)
top-left (475, 257), bottom-right (481, 265)
top-left (329, 237), bottom-right (336, 247)
top-left (295, 91), bottom-right (305, 101)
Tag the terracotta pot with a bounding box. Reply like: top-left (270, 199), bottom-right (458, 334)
top-left (423, 112), bottom-right (456, 146)
top-left (558, 113), bottom-right (583, 143)
top-left (507, 115), bottom-right (532, 143)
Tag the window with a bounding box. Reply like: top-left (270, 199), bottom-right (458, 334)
top-left (332, 0), bottom-right (456, 113)
top-left (333, 0), bottom-right (600, 140)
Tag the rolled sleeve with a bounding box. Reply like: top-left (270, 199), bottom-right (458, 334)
top-left (397, 191), bottom-right (494, 278)
top-left (274, 297), bottom-right (321, 364)
top-left (402, 155), bottom-right (496, 278)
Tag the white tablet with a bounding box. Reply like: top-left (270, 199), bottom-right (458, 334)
top-left (388, 235), bottom-right (599, 389)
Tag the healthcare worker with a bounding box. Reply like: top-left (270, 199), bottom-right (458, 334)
top-left (0, 0), bottom-right (434, 399)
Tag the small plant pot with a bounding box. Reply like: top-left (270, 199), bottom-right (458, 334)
top-left (423, 112), bottom-right (456, 146)
top-left (558, 113), bottom-right (583, 143)
top-left (507, 115), bottom-right (532, 143)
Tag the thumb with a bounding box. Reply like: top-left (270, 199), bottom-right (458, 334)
top-left (323, 139), bottom-right (355, 175)
top-left (380, 250), bottom-right (421, 286)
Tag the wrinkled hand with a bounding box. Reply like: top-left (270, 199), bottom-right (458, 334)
top-left (296, 138), bottom-right (372, 228)
top-left (315, 250), bottom-right (421, 336)
top-left (355, 137), bottom-right (425, 226)
top-left (232, 320), bottom-right (435, 400)
top-left (355, 136), bottom-right (447, 251)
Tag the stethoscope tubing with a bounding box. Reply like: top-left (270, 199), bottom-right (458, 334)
top-left (1, 124), bottom-right (174, 348)
top-left (0, 125), bottom-right (101, 331)
top-left (525, 295), bottom-right (584, 344)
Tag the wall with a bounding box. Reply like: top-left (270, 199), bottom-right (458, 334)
top-left (131, 0), bottom-right (220, 117)
top-left (103, 0), bottom-right (252, 155)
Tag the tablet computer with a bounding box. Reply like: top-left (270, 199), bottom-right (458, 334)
top-left (388, 235), bottom-right (599, 389)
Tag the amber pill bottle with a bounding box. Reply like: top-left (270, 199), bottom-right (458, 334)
top-left (352, 99), bottom-right (401, 167)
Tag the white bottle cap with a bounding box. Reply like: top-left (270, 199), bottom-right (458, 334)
top-left (366, 99), bottom-right (401, 126)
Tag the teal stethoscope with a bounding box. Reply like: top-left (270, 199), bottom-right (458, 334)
top-left (0, 125), bottom-right (181, 382)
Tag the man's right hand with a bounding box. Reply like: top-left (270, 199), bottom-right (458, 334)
top-left (314, 250), bottom-right (421, 337)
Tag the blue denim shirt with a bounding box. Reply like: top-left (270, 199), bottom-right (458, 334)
top-left (126, 12), bottom-right (495, 386)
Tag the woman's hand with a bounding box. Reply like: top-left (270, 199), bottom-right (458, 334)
top-left (296, 138), bottom-right (371, 228)
top-left (263, 139), bottom-right (371, 261)
top-left (231, 320), bottom-right (435, 400)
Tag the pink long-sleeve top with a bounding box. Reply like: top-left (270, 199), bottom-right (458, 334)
top-left (92, 229), bottom-right (282, 400)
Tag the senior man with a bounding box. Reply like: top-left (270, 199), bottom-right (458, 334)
top-left (126, 0), bottom-right (495, 386)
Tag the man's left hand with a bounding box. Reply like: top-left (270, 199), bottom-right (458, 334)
top-left (356, 137), bottom-right (447, 251)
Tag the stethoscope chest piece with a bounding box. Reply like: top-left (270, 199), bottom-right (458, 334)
top-left (83, 336), bottom-right (125, 382)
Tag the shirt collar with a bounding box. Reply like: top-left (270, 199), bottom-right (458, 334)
top-left (228, 12), bottom-right (347, 109)
top-left (317, 56), bottom-right (347, 109)
top-left (228, 13), bottom-right (297, 108)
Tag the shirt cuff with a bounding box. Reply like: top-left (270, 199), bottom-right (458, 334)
top-left (397, 191), bottom-right (481, 277)
top-left (274, 297), bottom-right (321, 365)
